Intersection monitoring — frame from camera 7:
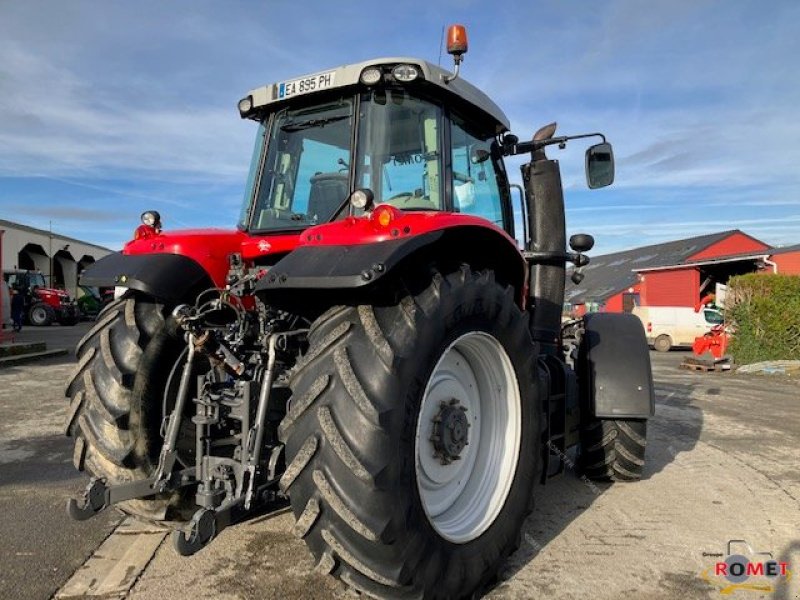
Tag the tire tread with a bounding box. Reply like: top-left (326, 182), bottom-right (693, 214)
top-left (581, 419), bottom-right (647, 482)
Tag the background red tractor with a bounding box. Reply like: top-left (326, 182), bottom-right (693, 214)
top-left (3, 269), bottom-right (80, 326)
top-left (67, 26), bottom-right (654, 599)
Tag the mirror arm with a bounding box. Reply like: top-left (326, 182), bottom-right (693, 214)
top-left (521, 251), bottom-right (591, 267)
top-left (503, 132), bottom-right (607, 157)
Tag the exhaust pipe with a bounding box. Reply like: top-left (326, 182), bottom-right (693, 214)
top-left (521, 124), bottom-right (566, 354)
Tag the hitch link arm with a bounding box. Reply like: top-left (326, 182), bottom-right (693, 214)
top-left (153, 334), bottom-right (197, 487)
top-left (67, 469), bottom-right (197, 520)
top-left (244, 334), bottom-right (278, 509)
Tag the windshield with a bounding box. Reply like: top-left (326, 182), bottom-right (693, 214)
top-left (355, 89), bottom-right (443, 210)
top-left (5, 272), bottom-right (46, 289)
top-left (244, 98), bottom-right (354, 232)
top-left (30, 273), bottom-right (46, 287)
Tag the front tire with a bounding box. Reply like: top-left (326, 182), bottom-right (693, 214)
top-left (579, 419), bottom-right (647, 481)
top-left (282, 267), bottom-right (539, 599)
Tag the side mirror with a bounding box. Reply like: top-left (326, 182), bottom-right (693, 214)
top-left (585, 142), bottom-right (614, 189)
top-left (569, 233), bottom-right (594, 253)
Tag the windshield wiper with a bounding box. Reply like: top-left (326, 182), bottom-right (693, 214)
top-left (281, 115), bottom-right (349, 132)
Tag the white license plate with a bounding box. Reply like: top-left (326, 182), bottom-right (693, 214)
top-left (278, 70), bottom-right (336, 99)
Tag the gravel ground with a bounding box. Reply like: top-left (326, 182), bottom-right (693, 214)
top-left (2, 326), bottom-right (797, 599)
top-left (0, 323), bottom-right (122, 600)
top-left (127, 351), bottom-right (800, 600)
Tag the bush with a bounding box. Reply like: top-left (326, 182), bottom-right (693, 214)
top-left (726, 273), bottom-right (800, 364)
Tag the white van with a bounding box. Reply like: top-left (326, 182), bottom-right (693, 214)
top-left (632, 306), bottom-right (724, 351)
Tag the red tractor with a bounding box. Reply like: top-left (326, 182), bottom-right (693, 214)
top-left (3, 269), bottom-right (80, 326)
top-left (67, 27), bottom-right (653, 599)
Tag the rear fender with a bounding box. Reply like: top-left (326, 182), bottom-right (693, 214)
top-left (580, 312), bottom-right (655, 419)
top-left (256, 224), bottom-right (527, 305)
top-left (80, 253), bottom-right (214, 304)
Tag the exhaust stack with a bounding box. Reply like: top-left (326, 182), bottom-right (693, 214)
top-left (522, 123), bottom-right (566, 354)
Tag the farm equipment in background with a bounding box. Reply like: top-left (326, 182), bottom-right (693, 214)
top-left (2, 269), bottom-right (79, 326)
top-left (75, 285), bottom-right (114, 320)
top-left (65, 26), bottom-right (654, 599)
top-left (682, 325), bottom-right (733, 372)
top-left (692, 324), bottom-right (730, 360)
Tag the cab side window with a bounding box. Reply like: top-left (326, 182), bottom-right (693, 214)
top-left (449, 117), bottom-right (503, 227)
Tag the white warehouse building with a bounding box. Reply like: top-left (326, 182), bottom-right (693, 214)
top-left (0, 219), bottom-right (113, 294)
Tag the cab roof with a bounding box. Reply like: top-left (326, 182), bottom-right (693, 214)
top-left (243, 57), bottom-right (510, 134)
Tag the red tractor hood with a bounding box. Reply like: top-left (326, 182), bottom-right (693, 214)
top-left (36, 287), bottom-right (70, 300)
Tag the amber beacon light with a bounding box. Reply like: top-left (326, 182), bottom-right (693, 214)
top-left (443, 24), bottom-right (468, 84)
top-left (446, 24), bottom-right (468, 58)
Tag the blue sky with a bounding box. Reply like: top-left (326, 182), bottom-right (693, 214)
top-left (1, 0), bottom-right (798, 255)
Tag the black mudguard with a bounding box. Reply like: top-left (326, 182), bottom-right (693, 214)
top-left (255, 231), bottom-right (442, 291)
top-left (581, 312), bottom-right (655, 419)
top-left (80, 252), bottom-right (213, 304)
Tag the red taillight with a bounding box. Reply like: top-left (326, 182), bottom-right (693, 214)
top-left (370, 204), bottom-right (401, 229)
top-left (647, 322), bottom-right (652, 333)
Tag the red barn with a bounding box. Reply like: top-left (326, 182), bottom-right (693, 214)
top-left (768, 244), bottom-right (800, 274)
top-left (565, 230), bottom-right (796, 315)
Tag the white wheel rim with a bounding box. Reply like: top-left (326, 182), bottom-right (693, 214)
top-left (415, 331), bottom-right (521, 543)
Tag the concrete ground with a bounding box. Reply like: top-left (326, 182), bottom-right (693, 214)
top-left (1, 319), bottom-right (91, 354)
top-left (1, 322), bottom-right (798, 599)
top-left (0, 322), bottom-right (122, 600)
top-left (124, 352), bottom-right (800, 600)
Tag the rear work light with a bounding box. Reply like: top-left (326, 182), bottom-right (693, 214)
top-left (349, 188), bottom-right (375, 211)
top-left (238, 95), bottom-right (253, 115)
top-left (360, 67), bottom-right (382, 85)
top-left (135, 210), bottom-right (162, 240)
top-left (391, 64), bottom-right (419, 82)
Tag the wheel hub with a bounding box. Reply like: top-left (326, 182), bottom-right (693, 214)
top-left (430, 399), bottom-right (469, 465)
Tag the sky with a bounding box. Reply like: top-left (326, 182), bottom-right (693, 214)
top-left (1, 0), bottom-right (798, 255)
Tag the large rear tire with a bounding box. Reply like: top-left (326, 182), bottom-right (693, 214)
top-left (281, 267), bottom-right (539, 599)
top-left (64, 294), bottom-right (188, 520)
top-left (29, 303), bottom-right (54, 326)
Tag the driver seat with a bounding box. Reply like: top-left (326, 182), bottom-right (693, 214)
top-left (308, 173), bottom-right (348, 222)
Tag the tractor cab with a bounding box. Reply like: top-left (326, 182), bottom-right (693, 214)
top-left (236, 51), bottom-right (515, 237)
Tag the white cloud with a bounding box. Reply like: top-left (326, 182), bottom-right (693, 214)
top-left (0, 0), bottom-right (798, 254)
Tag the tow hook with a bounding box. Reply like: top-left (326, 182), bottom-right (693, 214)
top-left (67, 478), bottom-right (109, 521)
